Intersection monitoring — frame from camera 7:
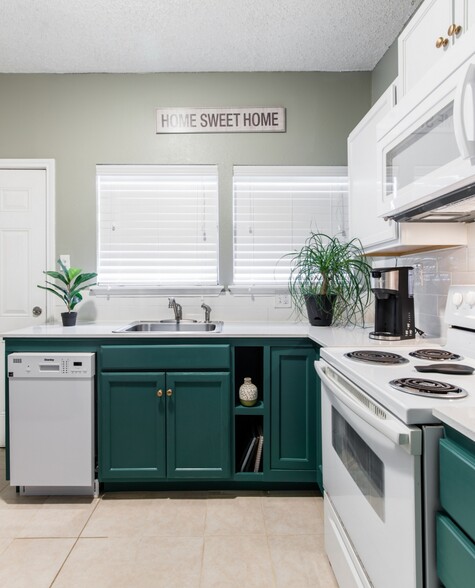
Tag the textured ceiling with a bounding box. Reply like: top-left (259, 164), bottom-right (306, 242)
top-left (0, 0), bottom-right (423, 73)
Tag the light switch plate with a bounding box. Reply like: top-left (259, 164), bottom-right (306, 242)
top-left (59, 254), bottom-right (70, 269)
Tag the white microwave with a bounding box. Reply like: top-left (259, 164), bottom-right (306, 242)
top-left (377, 51), bottom-right (475, 222)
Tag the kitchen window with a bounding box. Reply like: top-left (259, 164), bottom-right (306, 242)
top-left (231, 166), bottom-right (348, 291)
top-left (95, 165), bottom-right (220, 294)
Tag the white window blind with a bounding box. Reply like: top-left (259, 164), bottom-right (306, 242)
top-left (233, 166), bottom-right (348, 287)
top-left (97, 165), bottom-right (219, 286)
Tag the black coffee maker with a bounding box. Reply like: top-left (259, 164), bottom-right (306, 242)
top-left (370, 266), bottom-right (415, 340)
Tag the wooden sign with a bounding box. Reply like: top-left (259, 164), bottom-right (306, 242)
top-left (156, 107), bottom-right (286, 134)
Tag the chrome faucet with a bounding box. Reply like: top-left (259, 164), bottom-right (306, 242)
top-left (201, 303), bottom-right (212, 323)
top-left (168, 298), bottom-right (182, 322)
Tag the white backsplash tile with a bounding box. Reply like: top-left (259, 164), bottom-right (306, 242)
top-left (54, 237), bottom-right (475, 337)
top-left (67, 291), bottom-right (306, 326)
top-left (373, 240), bottom-right (475, 338)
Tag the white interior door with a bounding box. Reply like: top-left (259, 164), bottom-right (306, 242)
top-left (0, 169), bottom-right (48, 331)
top-left (0, 164), bottom-right (54, 447)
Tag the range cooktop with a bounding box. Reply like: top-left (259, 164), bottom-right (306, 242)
top-left (320, 345), bottom-right (475, 425)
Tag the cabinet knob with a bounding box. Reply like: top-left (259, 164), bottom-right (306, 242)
top-left (166, 388), bottom-right (173, 397)
top-left (448, 24), bottom-right (462, 36)
top-left (157, 389), bottom-right (163, 397)
top-left (436, 37), bottom-right (449, 48)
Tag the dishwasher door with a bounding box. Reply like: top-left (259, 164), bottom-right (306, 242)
top-left (8, 352), bottom-right (96, 495)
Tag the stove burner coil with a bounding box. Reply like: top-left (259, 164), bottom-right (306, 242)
top-left (345, 350), bottom-right (409, 365)
top-left (408, 349), bottom-right (462, 361)
top-left (389, 377), bottom-right (467, 399)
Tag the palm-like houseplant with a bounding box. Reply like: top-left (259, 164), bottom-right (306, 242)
top-left (287, 233), bottom-right (372, 327)
top-left (38, 259), bottom-right (97, 326)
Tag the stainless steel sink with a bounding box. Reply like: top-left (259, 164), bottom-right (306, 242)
top-left (159, 319), bottom-right (197, 324)
top-left (113, 320), bottom-right (223, 333)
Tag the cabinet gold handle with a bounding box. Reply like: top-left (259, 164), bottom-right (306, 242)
top-left (448, 24), bottom-right (462, 36)
top-left (166, 388), bottom-right (173, 397)
top-left (157, 389), bottom-right (163, 397)
top-left (436, 36), bottom-right (449, 48)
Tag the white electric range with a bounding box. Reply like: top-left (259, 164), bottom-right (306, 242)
top-left (316, 285), bottom-right (475, 588)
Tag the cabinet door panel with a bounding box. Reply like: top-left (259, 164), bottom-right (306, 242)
top-left (437, 513), bottom-right (475, 588)
top-left (348, 84), bottom-right (397, 249)
top-left (270, 348), bottom-right (317, 471)
top-left (399, 0), bottom-right (453, 96)
top-left (101, 345), bottom-right (230, 370)
top-left (166, 372), bottom-right (231, 479)
top-left (100, 373), bottom-right (166, 480)
top-left (440, 437), bottom-right (475, 543)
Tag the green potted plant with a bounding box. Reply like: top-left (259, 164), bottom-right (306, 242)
top-left (38, 259), bottom-right (97, 326)
top-left (287, 232), bottom-right (372, 327)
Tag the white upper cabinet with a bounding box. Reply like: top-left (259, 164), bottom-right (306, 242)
top-left (399, 0), bottom-right (474, 98)
top-left (348, 85), bottom-right (398, 249)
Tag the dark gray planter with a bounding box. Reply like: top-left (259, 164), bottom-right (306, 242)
top-left (305, 294), bottom-right (336, 326)
top-left (61, 311), bottom-right (77, 327)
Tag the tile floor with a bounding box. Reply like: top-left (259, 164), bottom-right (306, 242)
top-left (0, 450), bottom-right (338, 587)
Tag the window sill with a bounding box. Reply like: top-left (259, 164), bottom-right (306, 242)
top-left (90, 285), bottom-right (224, 297)
top-left (228, 285), bottom-right (290, 296)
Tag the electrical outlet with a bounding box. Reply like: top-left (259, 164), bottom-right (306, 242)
top-left (275, 294), bottom-right (291, 308)
top-left (59, 254), bottom-right (70, 269)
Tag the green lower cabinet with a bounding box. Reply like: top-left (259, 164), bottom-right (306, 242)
top-left (437, 513), bottom-right (475, 588)
top-left (100, 371), bottom-right (231, 482)
top-left (270, 347), bottom-right (317, 480)
top-left (166, 372), bottom-right (231, 479)
top-left (437, 428), bottom-right (475, 587)
top-left (100, 372), bottom-right (167, 480)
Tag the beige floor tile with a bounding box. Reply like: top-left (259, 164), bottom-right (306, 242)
top-left (0, 509), bottom-right (58, 538)
top-left (268, 534), bottom-right (338, 588)
top-left (53, 536), bottom-right (203, 588)
top-left (0, 487), bottom-right (97, 537)
top-left (0, 485), bottom-right (48, 509)
top-left (0, 537), bottom-right (13, 556)
top-left (205, 495), bottom-right (266, 536)
top-left (0, 478), bottom-right (336, 586)
top-left (0, 538), bottom-right (75, 588)
top-left (82, 494), bottom-right (206, 537)
top-left (16, 505), bottom-right (97, 538)
top-left (263, 495), bottom-right (324, 535)
top-left (201, 535), bottom-right (275, 588)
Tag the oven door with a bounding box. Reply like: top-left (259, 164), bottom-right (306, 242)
top-left (316, 360), bottom-right (423, 588)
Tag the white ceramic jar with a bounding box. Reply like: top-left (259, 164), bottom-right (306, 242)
top-left (239, 377), bottom-right (258, 406)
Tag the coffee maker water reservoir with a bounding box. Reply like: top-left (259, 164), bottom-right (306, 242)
top-left (370, 266), bottom-right (415, 341)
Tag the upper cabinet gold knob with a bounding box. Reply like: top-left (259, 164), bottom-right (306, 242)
top-left (436, 36), bottom-right (449, 48)
top-left (166, 388), bottom-right (173, 397)
top-left (157, 389), bottom-right (163, 397)
top-left (448, 24), bottom-right (462, 36)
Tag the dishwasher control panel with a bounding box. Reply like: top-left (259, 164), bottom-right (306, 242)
top-left (8, 353), bottom-right (95, 378)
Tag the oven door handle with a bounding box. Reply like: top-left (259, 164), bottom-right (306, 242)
top-left (316, 361), bottom-right (422, 455)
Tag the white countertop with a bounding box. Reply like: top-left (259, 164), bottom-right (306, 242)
top-left (433, 407), bottom-right (475, 443)
top-left (0, 321), bottom-right (439, 348)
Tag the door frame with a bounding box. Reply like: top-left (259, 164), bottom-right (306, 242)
top-left (0, 159), bottom-right (56, 323)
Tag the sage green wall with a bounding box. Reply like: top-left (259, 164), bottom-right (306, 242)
top-left (0, 72), bottom-right (370, 284)
top-left (371, 41), bottom-right (398, 105)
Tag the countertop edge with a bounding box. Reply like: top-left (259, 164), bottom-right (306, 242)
top-left (0, 323), bottom-right (441, 348)
top-left (433, 407), bottom-right (475, 444)
top-left (1, 322), bottom-right (379, 347)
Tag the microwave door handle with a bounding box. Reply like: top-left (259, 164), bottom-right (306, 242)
top-left (454, 61), bottom-right (475, 160)
top-left (316, 361), bottom-right (421, 455)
